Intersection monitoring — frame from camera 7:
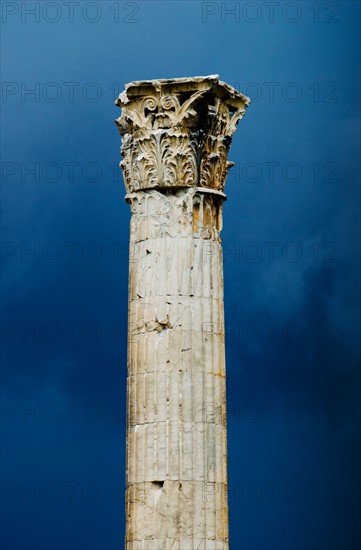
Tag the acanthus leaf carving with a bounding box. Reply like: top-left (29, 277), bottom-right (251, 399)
top-left (123, 132), bottom-right (197, 192)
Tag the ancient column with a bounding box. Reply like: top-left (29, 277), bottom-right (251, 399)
top-left (115, 75), bottom-right (250, 550)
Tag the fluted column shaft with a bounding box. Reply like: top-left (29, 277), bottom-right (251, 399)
top-left (126, 187), bottom-right (227, 549)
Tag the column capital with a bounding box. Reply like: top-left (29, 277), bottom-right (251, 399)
top-left (115, 75), bottom-right (250, 194)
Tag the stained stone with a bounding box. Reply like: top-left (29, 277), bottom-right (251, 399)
top-left (115, 75), bottom-right (250, 549)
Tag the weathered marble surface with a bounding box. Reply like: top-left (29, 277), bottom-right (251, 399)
top-left (115, 76), bottom-right (250, 549)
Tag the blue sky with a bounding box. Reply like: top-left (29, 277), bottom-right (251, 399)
top-left (1, 1), bottom-right (360, 549)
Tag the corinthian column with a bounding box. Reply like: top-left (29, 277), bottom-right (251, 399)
top-left (115, 75), bottom-right (250, 550)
